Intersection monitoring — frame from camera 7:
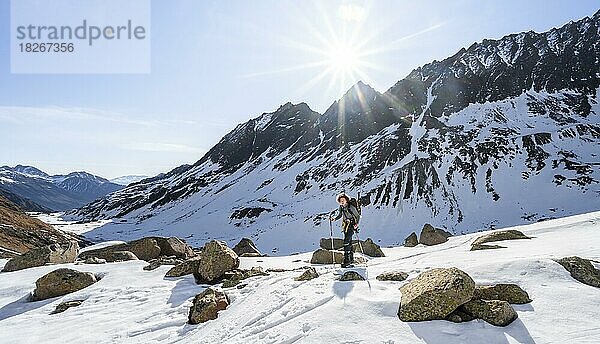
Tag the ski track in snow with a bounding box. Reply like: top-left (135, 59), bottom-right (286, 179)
top-left (1, 211), bottom-right (600, 343)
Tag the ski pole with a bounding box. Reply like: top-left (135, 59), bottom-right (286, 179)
top-left (355, 229), bottom-right (365, 265)
top-left (329, 216), bottom-right (335, 265)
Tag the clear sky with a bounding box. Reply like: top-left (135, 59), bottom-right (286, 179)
top-left (1, 0), bottom-right (598, 179)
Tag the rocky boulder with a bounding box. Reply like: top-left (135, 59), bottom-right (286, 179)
top-left (376, 270), bottom-right (408, 281)
top-left (404, 232), bottom-right (418, 247)
top-left (460, 299), bottom-right (518, 327)
top-left (319, 238), bottom-right (356, 250)
top-left (232, 238), bottom-right (261, 257)
top-left (2, 241), bottom-right (79, 272)
top-left (188, 288), bottom-right (229, 324)
top-left (419, 224), bottom-right (452, 246)
top-left (339, 271), bottom-right (365, 281)
top-left (165, 256), bottom-right (202, 278)
top-left (358, 238), bottom-right (385, 257)
top-left (470, 243), bottom-right (506, 251)
top-left (471, 230), bottom-right (531, 248)
top-left (473, 284), bottom-right (532, 304)
top-left (51, 300), bottom-right (84, 314)
top-left (398, 267), bottom-right (475, 321)
top-left (143, 256), bottom-right (182, 271)
top-left (31, 268), bottom-right (97, 301)
top-left (78, 236), bottom-right (194, 262)
top-left (294, 267), bottom-right (319, 281)
top-left (194, 240), bottom-right (239, 284)
top-left (221, 266), bottom-right (269, 287)
top-left (84, 257), bottom-right (107, 264)
top-left (310, 249), bottom-right (344, 264)
top-left (556, 256), bottom-right (600, 288)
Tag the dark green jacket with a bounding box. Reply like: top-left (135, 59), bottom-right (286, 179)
top-left (334, 204), bottom-right (360, 224)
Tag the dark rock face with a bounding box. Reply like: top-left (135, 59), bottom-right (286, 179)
top-left (398, 268), bottom-right (475, 321)
top-left (471, 230), bottom-right (531, 247)
top-left (31, 268), bottom-right (97, 301)
top-left (232, 238), bottom-right (261, 257)
top-left (194, 240), bottom-right (239, 284)
top-left (78, 236), bottom-right (194, 262)
top-left (404, 232), bottom-right (418, 247)
top-left (188, 288), bottom-right (229, 324)
top-left (556, 256), bottom-right (600, 288)
top-left (2, 242), bottom-right (79, 272)
top-left (473, 284), bottom-right (532, 304)
top-left (376, 271), bottom-right (408, 281)
top-left (339, 271), bottom-right (365, 281)
top-left (419, 224), bottom-right (452, 246)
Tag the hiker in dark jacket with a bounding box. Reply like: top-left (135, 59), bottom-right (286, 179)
top-left (330, 192), bottom-right (360, 267)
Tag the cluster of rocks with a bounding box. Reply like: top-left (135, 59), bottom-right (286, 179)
top-left (398, 267), bottom-right (530, 327)
top-left (404, 224), bottom-right (452, 247)
top-left (470, 230), bottom-right (531, 251)
top-left (78, 236), bottom-right (195, 263)
top-left (2, 241), bottom-right (79, 272)
top-left (310, 237), bottom-right (385, 264)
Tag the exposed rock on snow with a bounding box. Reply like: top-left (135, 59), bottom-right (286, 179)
top-left (398, 267), bottom-right (475, 321)
top-left (459, 299), bottom-right (518, 327)
top-left (51, 300), bottom-right (84, 314)
top-left (143, 256), bottom-right (182, 271)
top-left (376, 270), bottom-right (409, 281)
top-left (470, 243), bottom-right (506, 251)
top-left (310, 248), bottom-right (344, 264)
top-left (194, 240), bottom-right (239, 284)
top-left (78, 236), bottom-right (194, 262)
top-left (221, 266), bottom-right (269, 288)
top-left (419, 224), bottom-right (452, 246)
top-left (31, 268), bottom-right (97, 301)
top-left (319, 238), bottom-right (357, 250)
top-left (232, 238), bottom-right (262, 257)
top-left (473, 284), bottom-right (532, 304)
top-left (357, 238), bottom-right (385, 257)
top-left (165, 256), bottom-right (202, 278)
top-left (188, 288), bottom-right (229, 324)
top-left (403, 232), bottom-right (418, 247)
top-left (471, 230), bottom-right (531, 248)
top-left (339, 271), bottom-right (365, 281)
top-left (556, 256), bottom-right (600, 288)
top-left (294, 267), bottom-right (319, 281)
top-left (83, 257), bottom-right (106, 264)
top-left (2, 242), bottom-right (78, 272)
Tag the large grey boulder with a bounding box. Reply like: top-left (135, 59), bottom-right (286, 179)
top-left (404, 232), bottom-right (418, 247)
top-left (376, 270), bottom-right (408, 281)
top-left (471, 230), bottom-right (530, 248)
top-left (419, 224), bottom-right (452, 246)
top-left (78, 236), bottom-right (194, 262)
top-left (188, 288), bottom-right (229, 324)
top-left (398, 267), bottom-right (475, 321)
top-left (232, 238), bottom-right (261, 257)
top-left (310, 249), bottom-right (344, 264)
top-left (165, 256), bottom-right (202, 278)
top-left (319, 238), bottom-right (356, 250)
top-left (2, 242), bottom-right (79, 272)
top-left (339, 271), bottom-right (365, 281)
top-left (31, 268), bottom-right (97, 301)
top-left (358, 238), bottom-right (385, 257)
top-left (556, 256), bottom-right (600, 288)
top-left (194, 240), bottom-right (239, 284)
top-left (473, 284), bottom-right (532, 304)
top-left (460, 299), bottom-right (518, 327)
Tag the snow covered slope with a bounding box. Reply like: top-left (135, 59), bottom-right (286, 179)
top-left (69, 11), bottom-right (600, 254)
top-left (1, 211), bottom-right (599, 343)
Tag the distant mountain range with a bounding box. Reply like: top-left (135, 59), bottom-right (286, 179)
top-left (110, 175), bottom-right (150, 186)
top-left (65, 10), bottom-right (600, 253)
top-left (0, 165), bottom-right (123, 212)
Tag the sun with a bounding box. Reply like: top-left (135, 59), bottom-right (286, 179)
top-left (326, 42), bottom-right (360, 73)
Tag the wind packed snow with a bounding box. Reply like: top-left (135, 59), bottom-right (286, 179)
top-left (1, 211), bottom-right (599, 343)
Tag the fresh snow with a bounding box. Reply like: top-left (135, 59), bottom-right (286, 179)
top-left (1, 211), bottom-right (599, 343)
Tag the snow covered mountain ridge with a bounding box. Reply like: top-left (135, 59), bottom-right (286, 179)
top-left (70, 10), bottom-right (600, 254)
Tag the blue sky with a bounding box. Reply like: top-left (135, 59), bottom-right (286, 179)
top-left (1, 0), bottom-right (598, 179)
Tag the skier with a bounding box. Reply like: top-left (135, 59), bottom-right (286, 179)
top-left (330, 192), bottom-right (360, 268)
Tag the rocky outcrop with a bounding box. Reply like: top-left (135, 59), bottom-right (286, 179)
top-left (556, 256), bottom-right (600, 288)
top-left (357, 238), bottom-right (385, 257)
top-left (459, 299), bottom-right (518, 327)
top-left (51, 300), bottom-right (84, 314)
top-left (31, 268), bottom-right (97, 301)
top-left (294, 267), bottom-right (319, 281)
top-left (2, 241), bottom-right (79, 272)
top-left (398, 267), bottom-right (474, 321)
top-left (404, 232), bottom-right (418, 247)
top-left (165, 256), bottom-right (202, 278)
top-left (78, 236), bottom-right (194, 262)
top-left (376, 270), bottom-right (408, 281)
top-left (471, 230), bottom-right (531, 248)
top-left (194, 240), bottom-right (239, 284)
top-left (188, 288), bottom-right (229, 324)
top-left (339, 271), bottom-right (365, 281)
top-left (232, 238), bottom-right (262, 257)
top-left (419, 224), bottom-right (452, 246)
top-left (310, 249), bottom-right (344, 264)
top-left (473, 284), bottom-right (532, 304)
top-left (78, 249), bottom-right (138, 263)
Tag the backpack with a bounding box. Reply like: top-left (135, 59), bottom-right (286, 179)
top-left (348, 196), bottom-right (361, 219)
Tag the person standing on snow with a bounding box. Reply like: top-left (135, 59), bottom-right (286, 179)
top-left (330, 192), bottom-right (360, 268)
